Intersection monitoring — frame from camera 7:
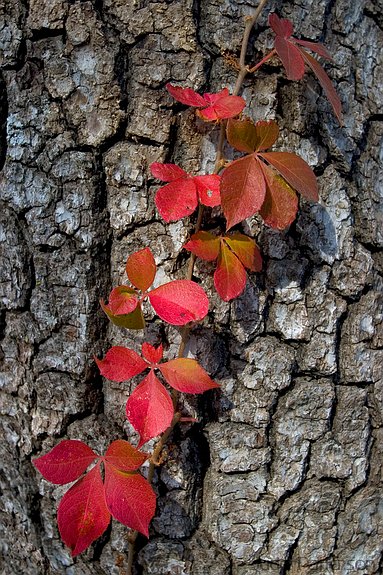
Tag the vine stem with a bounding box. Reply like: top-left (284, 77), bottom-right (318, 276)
top-left (125, 1), bottom-right (269, 572)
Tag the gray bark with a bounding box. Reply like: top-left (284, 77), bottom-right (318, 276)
top-left (1, 0), bottom-right (382, 574)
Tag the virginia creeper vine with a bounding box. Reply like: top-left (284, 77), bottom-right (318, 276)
top-left (33, 2), bottom-right (342, 573)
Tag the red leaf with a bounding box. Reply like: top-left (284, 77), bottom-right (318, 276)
top-left (221, 154), bottom-right (266, 230)
top-left (159, 358), bottom-right (219, 393)
top-left (104, 465), bottom-right (156, 537)
top-left (214, 242), bottom-right (247, 301)
top-left (106, 286), bottom-right (139, 315)
top-left (202, 87), bottom-right (230, 104)
top-left (166, 83), bottom-right (207, 107)
top-left (148, 280), bottom-right (209, 325)
top-left (142, 342), bottom-right (163, 364)
top-left (193, 174), bottom-right (221, 207)
top-left (197, 95), bottom-right (246, 121)
top-left (155, 178), bottom-right (198, 222)
top-left (294, 39), bottom-right (332, 60)
top-left (299, 49), bottom-right (342, 124)
top-left (104, 440), bottom-right (148, 472)
top-left (275, 36), bottom-right (305, 80)
top-left (126, 370), bottom-right (174, 447)
top-left (269, 13), bottom-right (293, 38)
top-left (95, 346), bottom-right (147, 381)
top-left (126, 248), bottom-right (156, 292)
top-left (259, 151), bottom-right (318, 201)
top-left (224, 233), bottom-right (262, 272)
top-left (100, 299), bottom-right (145, 330)
top-left (33, 440), bottom-right (98, 485)
top-left (184, 231), bottom-right (220, 261)
top-left (57, 464), bottom-right (110, 557)
top-left (150, 162), bottom-right (187, 182)
top-left (259, 162), bottom-right (299, 229)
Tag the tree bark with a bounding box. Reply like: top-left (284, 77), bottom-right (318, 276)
top-left (1, 0), bottom-right (382, 574)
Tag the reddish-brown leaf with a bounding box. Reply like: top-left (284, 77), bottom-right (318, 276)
top-left (214, 241), bottom-right (247, 301)
top-left (126, 370), bottom-right (174, 447)
top-left (57, 464), bottom-right (110, 557)
top-left (253, 120), bottom-right (280, 151)
top-left (275, 36), bottom-right (305, 80)
top-left (299, 49), bottom-right (342, 124)
top-left (95, 346), bottom-right (147, 382)
top-left (259, 151), bottom-right (318, 201)
top-left (269, 13), bottom-right (293, 38)
top-left (159, 358), bottom-right (219, 394)
top-left (224, 233), bottom-right (262, 272)
top-left (142, 342), bottom-right (163, 365)
top-left (150, 162), bottom-right (187, 182)
top-left (259, 162), bottom-right (299, 229)
top-left (104, 440), bottom-right (148, 472)
top-left (183, 231), bottom-right (220, 262)
top-left (33, 440), bottom-right (98, 485)
top-left (221, 154), bottom-right (266, 230)
top-left (104, 465), bottom-right (156, 537)
top-left (148, 280), bottom-right (209, 325)
top-left (126, 248), bottom-right (156, 292)
top-left (226, 117), bottom-right (259, 153)
top-left (294, 39), bottom-right (332, 60)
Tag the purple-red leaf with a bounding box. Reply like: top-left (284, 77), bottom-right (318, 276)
top-left (259, 151), bottom-right (318, 201)
top-left (224, 233), bottom-right (262, 272)
top-left (104, 440), bottom-right (148, 472)
top-left (33, 440), bottom-right (98, 485)
top-left (275, 36), bottom-right (305, 80)
top-left (221, 155), bottom-right (266, 230)
top-left (269, 13), bottom-right (293, 38)
top-left (142, 342), bottom-right (163, 365)
top-left (95, 346), bottom-right (147, 382)
top-left (104, 465), bottom-right (156, 537)
top-left (259, 162), bottom-right (299, 229)
top-left (148, 280), bottom-right (209, 325)
top-left (184, 231), bottom-right (220, 262)
top-left (159, 358), bottom-right (219, 394)
top-left (214, 242), bottom-right (248, 301)
top-left (126, 248), bottom-right (156, 292)
top-left (126, 370), bottom-right (174, 447)
top-left (294, 39), bottom-right (332, 60)
top-left (57, 464), bottom-right (110, 557)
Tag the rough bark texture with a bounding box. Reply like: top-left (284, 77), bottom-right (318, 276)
top-left (1, 0), bottom-right (382, 574)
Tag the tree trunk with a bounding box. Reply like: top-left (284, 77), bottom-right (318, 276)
top-left (1, 0), bottom-right (382, 573)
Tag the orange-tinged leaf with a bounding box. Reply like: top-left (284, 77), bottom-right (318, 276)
top-left (107, 286), bottom-right (139, 315)
top-left (193, 174), bottom-right (221, 207)
top-left (259, 162), bottom-right (299, 229)
top-left (166, 83), bottom-right (207, 107)
top-left (221, 154), bottom-right (266, 230)
top-left (57, 464), bottom-right (110, 557)
top-left (150, 162), bottom-right (187, 182)
top-left (299, 49), bottom-right (342, 124)
top-left (275, 36), bottom-right (305, 80)
top-left (259, 151), bottom-right (318, 201)
top-left (101, 299), bottom-right (145, 330)
top-left (126, 370), bottom-right (174, 447)
top-left (155, 178), bottom-right (198, 222)
top-left (226, 117), bottom-right (259, 153)
top-left (33, 440), bottom-right (98, 485)
top-left (253, 120), bottom-right (280, 151)
top-left (126, 248), bottom-right (156, 292)
top-left (95, 346), bottom-right (147, 381)
top-left (148, 280), bottom-right (209, 325)
top-left (183, 231), bottom-right (220, 261)
top-left (104, 465), bottom-right (156, 537)
top-left (104, 440), bottom-right (148, 472)
top-left (214, 242), bottom-right (247, 301)
top-left (224, 233), bottom-right (262, 272)
top-left (159, 358), bottom-right (220, 394)
top-left (142, 342), bottom-right (163, 364)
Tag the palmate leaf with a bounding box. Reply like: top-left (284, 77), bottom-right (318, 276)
top-left (95, 346), bottom-right (148, 381)
top-left (259, 151), bottom-right (318, 201)
top-left (227, 118), bottom-right (279, 153)
top-left (224, 233), bottom-right (262, 272)
top-left (126, 247), bottom-right (156, 292)
top-left (33, 440), bottom-right (98, 485)
top-left (148, 280), bottom-right (209, 325)
top-left (183, 231), bottom-right (221, 261)
top-left (214, 242), bottom-right (247, 301)
top-left (159, 358), bottom-right (219, 393)
top-left (104, 440), bottom-right (148, 472)
top-left (166, 84), bottom-right (245, 121)
top-left (259, 163), bottom-right (299, 229)
top-left (57, 464), bottom-right (110, 557)
top-left (274, 36), bottom-right (305, 80)
top-left (126, 370), bottom-right (174, 447)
